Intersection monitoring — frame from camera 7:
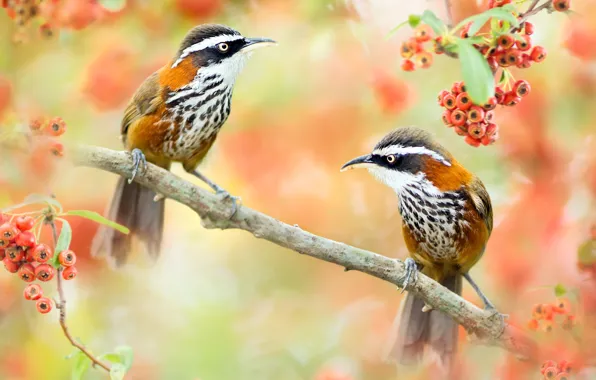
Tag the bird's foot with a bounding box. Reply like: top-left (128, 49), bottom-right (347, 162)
top-left (485, 304), bottom-right (509, 324)
top-left (215, 188), bottom-right (241, 218)
top-left (129, 148), bottom-right (147, 184)
top-left (400, 258), bottom-right (418, 293)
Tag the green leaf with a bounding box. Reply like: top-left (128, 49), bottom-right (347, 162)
top-left (554, 283), bottom-right (567, 298)
top-left (65, 210), bottom-right (130, 234)
top-left (420, 10), bottom-right (446, 35)
top-left (99, 0), bottom-right (126, 11)
top-left (110, 363), bottom-right (127, 380)
top-left (1, 193), bottom-right (62, 213)
top-left (408, 14), bottom-right (421, 28)
top-left (457, 39), bottom-right (494, 104)
top-left (99, 353), bottom-right (123, 364)
top-left (455, 7), bottom-right (519, 37)
top-left (70, 352), bottom-right (92, 380)
top-left (52, 219), bottom-right (72, 268)
top-left (578, 240), bottom-right (596, 265)
top-left (115, 346), bottom-right (134, 370)
top-left (386, 20), bottom-right (409, 37)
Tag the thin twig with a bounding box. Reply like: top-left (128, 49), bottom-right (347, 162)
top-left (511, 0), bottom-right (552, 32)
top-left (525, 0), bottom-right (541, 14)
top-left (48, 219), bottom-right (111, 373)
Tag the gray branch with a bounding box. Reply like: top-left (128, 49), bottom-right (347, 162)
top-left (72, 145), bottom-right (537, 360)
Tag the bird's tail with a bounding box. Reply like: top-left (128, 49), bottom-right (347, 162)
top-left (386, 274), bottom-right (461, 373)
top-left (91, 177), bottom-right (164, 267)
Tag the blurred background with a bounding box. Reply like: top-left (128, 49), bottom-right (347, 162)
top-left (1, 0), bottom-right (595, 379)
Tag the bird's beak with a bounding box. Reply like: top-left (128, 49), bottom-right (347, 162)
top-left (340, 154), bottom-right (375, 172)
top-left (240, 37), bottom-right (277, 53)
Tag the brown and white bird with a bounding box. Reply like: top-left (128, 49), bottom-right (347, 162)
top-left (341, 126), bottom-right (495, 371)
top-left (92, 24), bottom-right (276, 266)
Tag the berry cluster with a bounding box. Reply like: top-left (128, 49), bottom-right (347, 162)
top-left (0, 213), bottom-right (78, 314)
top-left (29, 116), bottom-right (67, 157)
top-left (540, 360), bottom-right (572, 380)
top-left (527, 298), bottom-right (576, 332)
top-left (399, 25), bottom-right (434, 72)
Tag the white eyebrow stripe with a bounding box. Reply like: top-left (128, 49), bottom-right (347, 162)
top-left (171, 34), bottom-right (244, 68)
top-left (372, 145), bottom-right (452, 166)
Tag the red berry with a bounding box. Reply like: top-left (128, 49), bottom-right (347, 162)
top-left (505, 49), bottom-right (522, 66)
top-left (543, 366), bottom-right (558, 379)
top-left (35, 264), bottom-right (55, 282)
top-left (454, 125), bottom-right (468, 136)
top-left (484, 111), bottom-right (495, 122)
top-left (50, 141), bottom-right (64, 157)
top-left (514, 79), bottom-right (531, 97)
top-left (451, 81), bottom-right (466, 95)
top-left (15, 231), bottom-right (35, 249)
top-left (0, 238), bottom-right (9, 250)
top-left (502, 91), bottom-right (521, 106)
top-left (497, 34), bottom-right (515, 49)
top-left (414, 24), bottom-right (432, 43)
top-left (414, 52), bottom-right (433, 69)
top-left (468, 122), bottom-right (487, 139)
top-left (400, 41), bottom-right (416, 59)
top-left (5, 245), bottom-right (24, 262)
top-left (554, 298), bottom-right (571, 314)
top-left (0, 248), bottom-right (4, 260)
top-left (0, 222), bottom-right (19, 241)
top-left (524, 22), bottom-right (534, 35)
top-left (517, 54), bottom-right (532, 68)
top-left (36, 297), bottom-right (53, 314)
top-left (516, 34), bottom-right (532, 51)
top-left (542, 361), bottom-right (558, 374)
top-left (530, 46), bottom-right (547, 62)
top-left (29, 118), bottom-right (44, 133)
top-left (552, 0), bottom-right (570, 12)
top-left (527, 318), bottom-right (539, 330)
top-left (3, 256), bottom-right (20, 273)
top-left (58, 250), bottom-right (76, 267)
top-left (437, 90), bottom-right (450, 106)
top-left (32, 243), bottom-right (53, 263)
top-left (558, 360), bottom-right (572, 373)
top-left (18, 263), bottom-right (36, 282)
top-left (442, 93), bottom-right (456, 110)
top-left (15, 216), bottom-right (35, 231)
top-left (487, 56), bottom-right (498, 71)
top-left (464, 135), bottom-right (481, 147)
top-left (62, 266), bottom-right (78, 280)
top-left (455, 92), bottom-right (472, 111)
top-left (450, 109), bottom-right (467, 127)
top-left (482, 97), bottom-right (497, 111)
top-left (495, 51), bottom-right (509, 67)
top-left (23, 283), bottom-right (43, 301)
top-left (401, 59), bottom-right (415, 72)
top-left (467, 105), bottom-right (485, 123)
top-left (45, 117), bottom-right (66, 137)
top-left (441, 109), bottom-right (453, 126)
top-left (494, 87), bottom-right (505, 104)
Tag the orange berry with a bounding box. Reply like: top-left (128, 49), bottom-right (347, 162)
top-left (502, 92), bottom-right (521, 106)
top-left (467, 106), bottom-right (485, 123)
top-left (542, 361), bottom-right (558, 374)
top-left (23, 283), bottom-right (43, 301)
top-left (532, 303), bottom-right (544, 319)
top-left (0, 223), bottom-right (19, 241)
top-left (35, 263), bottom-right (55, 282)
top-left (468, 122), bottom-right (486, 139)
top-left (45, 117), bottom-right (66, 136)
top-left (437, 90), bottom-right (450, 106)
top-left (401, 59), bottom-right (415, 72)
top-left (482, 97), bottom-right (497, 111)
top-left (495, 51), bottom-right (509, 67)
top-left (442, 109), bottom-right (453, 126)
top-left (454, 124), bottom-right (468, 136)
top-left (414, 52), bottom-right (433, 69)
top-left (552, 0), bottom-right (570, 12)
top-left (531, 46), bottom-right (547, 62)
top-left (554, 298), bottom-right (571, 314)
top-left (516, 34), bottom-right (532, 51)
top-left (3, 256), bottom-right (20, 273)
top-left (524, 22), bottom-right (534, 35)
top-left (414, 24), bottom-right (432, 42)
top-left (400, 41), bottom-right (416, 59)
top-left (18, 263), bottom-right (35, 282)
top-left (497, 34), bottom-right (515, 49)
top-left (527, 318), bottom-right (539, 330)
top-left (505, 49), bottom-right (522, 66)
top-left (443, 93), bottom-right (456, 110)
top-left (36, 297), bottom-right (53, 314)
top-left (15, 216), bottom-right (34, 231)
top-left (464, 135), bottom-right (481, 147)
top-left (455, 92), bottom-right (472, 111)
top-left (543, 366), bottom-right (558, 379)
top-left (494, 87), bottom-right (505, 104)
top-left (517, 54), bottom-right (532, 68)
top-left (15, 231), bottom-right (35, 249)
top-left (484, 111), bottom-right (495, 123)
top-left (62, 266), bottom-right (78, 280)
top-left (32, 243), bottom-right (53, 263)
top-left (558, 360), bottom-right (572, 373)
top-left (450, 109), bottom-right (467, 127)
top-left (6, 245), bottom-right (24, 263)
top-left (50, 141), bottom-right (64, 157)
top-left (451, 81), bottom-right (466, 94)
top-left (514, 79), bottom-right (531, 97)
top-left (58, 250), bottom-right (76, 267)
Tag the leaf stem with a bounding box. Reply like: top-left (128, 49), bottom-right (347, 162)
top-left (48, 219), bottom-right (111, 373)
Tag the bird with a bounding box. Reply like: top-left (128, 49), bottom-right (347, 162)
top-left (91, 24), bottom-right (276, 267)
top-left (340, 126), bottom-right (495, 371)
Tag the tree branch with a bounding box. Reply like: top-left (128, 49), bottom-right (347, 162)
top-left (48, 218), bottom-right (111, 373)
top-left (72, 145), bottom-right (538, 360)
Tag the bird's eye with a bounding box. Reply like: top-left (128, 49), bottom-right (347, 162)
top-left (217, 43), bottom-right (229, 52)
top-left (386, 155), bottom-right (396, 164)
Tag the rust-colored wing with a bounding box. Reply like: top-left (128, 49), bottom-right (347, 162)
top-left (121, 71), bottom-right (163, 143)
top-left (467, 176), bottom-right (493, 236)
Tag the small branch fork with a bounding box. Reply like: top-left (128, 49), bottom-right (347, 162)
top-left (72, 145), bottom-right (539, 361)
top-left (48, 219), bottom-right (111, 373)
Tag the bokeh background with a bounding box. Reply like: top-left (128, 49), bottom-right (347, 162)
top-left (1, 0), bottom-right (595, 379)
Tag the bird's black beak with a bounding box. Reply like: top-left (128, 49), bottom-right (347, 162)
top-left (340, 154), bottom-right (375, 172)
top-left (240, 37), bottom-right (277, 53)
